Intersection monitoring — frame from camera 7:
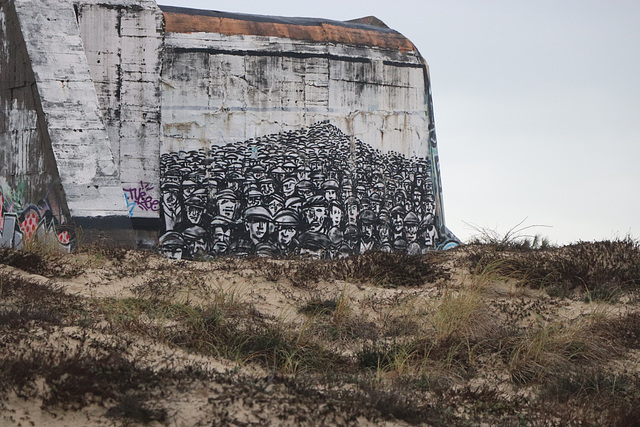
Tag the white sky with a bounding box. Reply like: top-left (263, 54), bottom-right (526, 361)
top-left (159, 0), bottom-right (640, 244)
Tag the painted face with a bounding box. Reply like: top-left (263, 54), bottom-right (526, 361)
top-left (213, 226), bottom-right (231, 246)
top-left (413, 192), bottom-right (422, 205)
top-left (268, 199), bottom-right (283, 216)
top-left (188, 238), bottom-right (207, 258)
top-left (183, 184), bottom-right (196, 198)
top-left (299, 188), bottom-right (314, 199)
top-left (425, 200), bottom-right (435, 216)
top-left (247, 195), bottom-right (261, 207)
top-left (299, 247), bottom-right (323, 259)
top-left (208, 185), bottom-right (218, 200)
top-left (325, 188), bottom-right (337, 202)
top-left (347, 204), bottom-right (359, 225)
top-left (162, 190), bottom-right (180, 213)
top-left (297, 169), bottom-right (310, 181)
top-left (423, 224), bottom-right (438, 247)
top-left (160, 245), bottom-right (183, 260)
top-left (406, 225), bottom-right (419, 242)
top-left (361, 223), bottom-right (374, 240)
top-left (305, 206), bottom-right (327, 232)
top-left (378, 224), bottom-right (390, 242)
top-left (261, 182), bottom-right (275, 195)
top-left (186, 205), bottom-right (204, 225)
top-left (341, 187), bottom-right (352, 200)
top-left (248, 219), bottom-right (268, 242)
top-left (282, 180), bottom-right (296, 197)
top-left (392, 214), bottom-right (404, 232)
top-left (278, 226), bottom-right (297, 246)
top-left (330, 205), bottom-right (343, 227)
top-left (217, 199), bottom-right (237, 219)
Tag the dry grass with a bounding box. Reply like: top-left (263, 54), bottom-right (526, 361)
top-left (1, 240), bottom-right (640, 425)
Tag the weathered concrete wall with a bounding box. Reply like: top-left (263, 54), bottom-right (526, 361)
top-left (76, 0), bottom-right (163, 222)
top-left (0, 0), bottom-right (73, 249)
top-left (158, 7), bottom-right (457, 258)
top-left (1, 1), bottom-right (456, 255)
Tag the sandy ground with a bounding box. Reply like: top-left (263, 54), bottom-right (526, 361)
top-left (1, 245), bottom-right (639, 426)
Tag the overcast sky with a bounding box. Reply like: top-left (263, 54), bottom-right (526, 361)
top-left (158, 0), bottom-right (640, 245)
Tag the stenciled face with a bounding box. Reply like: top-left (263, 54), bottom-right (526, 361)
top-left (341, 187), bottom-right (352, 200)
top-left (361, 223), bottom-right (374, 240)
top-left (392, 213), bottom-right (404, 232)
top-left (330, 205), bottom-right (343, 227)
top-left (247, 219), bottom-right (268, 242)
top-left (282, 180), bottom-right (296, 197)
top-left (261, 182), bottom-right (275, 195)
top-left (182, 184), bottom-right (196, 198)
top-left (278, 226), bottom-right (297, 246)
top-left (247, 195), bottom-right (261, 207)
top-left (305, 206), bottom-right (327, 232)
top-left (378, 224), bottom-right (390, 242)
top-left (162, 190), bottom-right (180, 213)
top-left (188, 238), bottom-right (207, 258)
top-left (406, 225), bottom-right (419, 242)
top-left (325, 188), bottom-right (337, 202)
top-left (160, 245), bottom-right (182, 260)
top-left (268, 199), bottom-right (283, 216)
top-left (425, 200), bottom-right (435, 216)
top-left (213, 226), bottom-right (231, 246)
top-left (347, 204), bottom-right (359, 225)
top-left (423, 224), bottom-right (438, 247)
top-left (186, 205), bottom-right (204, 225)
top-left (217, 198), bottom-right (237, 219)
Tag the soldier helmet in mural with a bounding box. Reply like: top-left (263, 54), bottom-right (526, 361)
top-left (393, 238), bottom-right (408, 251)
top-left (298, 231), bottom-right (331, 252)
top-left (296, 179), bottom-right (316, 194)
top-left (161, 181), bottom-right (180, 191)
top-left (274, 209), bottom-right (299, 226)
top-left (182, 225), bottom-right (207, 241)
top-left (247, 188), bottom-right (263, 198)
top-left (158, 231), bottom-right (185, 260)
top-left (159, 231), bottom-right (184, 247)
top-left (358, 209), bottom-right (376, 225)
top-left (404, 211), bottom-right (420, 226)
top-left (216, 189), bottom-right (237, 201)
top-left (282, 174), bottom-right (297, 184)
top-left (390, 205), bottom-right (406, 217)
top-left (344, 224), bottom-right (359, 239)
top-left (243, 206), bottom-right (272, 222)
top-left (284, 196), bottom-right (304, 210)
top-left (303, 195), bottom-right (328, 209)
top-left (184, 195), bottom-right (206, 208)
top-left (321, 179), bottom-right (339, 190)
top-left (345, 196), bottom-right (360, 207)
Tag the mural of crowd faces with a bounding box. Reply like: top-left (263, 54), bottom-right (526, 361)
top-left (158, 122), bottom-right (443, 259)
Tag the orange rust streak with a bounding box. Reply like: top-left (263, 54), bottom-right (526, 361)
top-left (164, 12), bottom-right (416, 52)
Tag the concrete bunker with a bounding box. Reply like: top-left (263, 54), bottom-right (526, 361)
top-left (0, 0), bottom-right (457, 257)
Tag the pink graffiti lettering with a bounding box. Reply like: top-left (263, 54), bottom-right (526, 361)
top-left (123, 181), bottom-right (160, 213)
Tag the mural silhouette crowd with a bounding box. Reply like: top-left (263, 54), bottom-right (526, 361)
top-left (159, 122), bottom-right (442, 260)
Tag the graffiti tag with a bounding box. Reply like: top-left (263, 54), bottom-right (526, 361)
top-left (123, 181), bottom-right (159, 216)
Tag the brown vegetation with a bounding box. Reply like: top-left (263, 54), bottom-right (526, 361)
top-left (1, 239), bottom-right (640, 426)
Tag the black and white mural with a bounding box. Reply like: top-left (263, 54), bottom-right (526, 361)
top-left (159, 122), bottom-right (444, 259)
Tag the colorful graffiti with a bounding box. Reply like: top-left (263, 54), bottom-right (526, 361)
top-left (123, 181), bottom-right (160, 217)
top-left (0, 184), bottom-right (73, 251)
top-left (158, 122), bottom-right (442, 260)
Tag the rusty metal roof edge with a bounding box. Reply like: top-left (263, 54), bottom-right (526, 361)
top-left (157, 5), bottom-right (403, 36)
